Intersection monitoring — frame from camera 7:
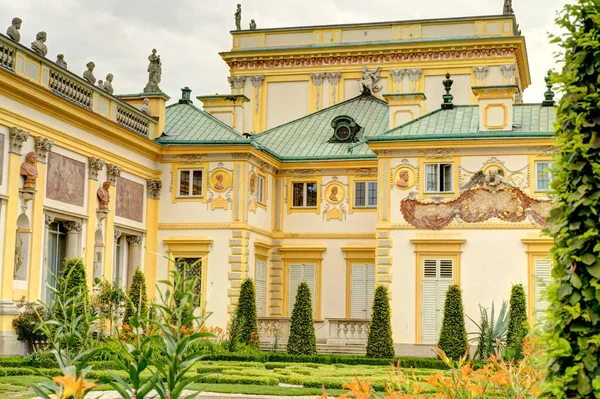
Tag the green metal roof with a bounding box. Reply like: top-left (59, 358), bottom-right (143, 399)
top-left (157, 102), bottom-right (250, 145)
top-left (364, 103), bottom-right (556, 143)
top-left (254, 94), bottom-right (388, 160)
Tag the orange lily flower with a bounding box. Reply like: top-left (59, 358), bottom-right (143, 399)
top-left (466, 383), bottom-right (484, 396)
top-left (425, 372), bottom-right (443, 388)
top-left (53, 375), bottom-right (79, 399)
top-left (490, 372), bottom-right (509, 386)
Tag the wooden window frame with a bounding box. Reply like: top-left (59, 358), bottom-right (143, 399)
top-left (522, 235), bottom-right (553, 321)
top-left (286, 177), bottom-right (322, 214)
top-left (353, 180), bottom-right (378, 209)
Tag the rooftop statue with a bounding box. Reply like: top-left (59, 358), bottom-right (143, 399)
top-left (6, 17), bottom-right (22, 42)
top-left (234, 4), bottom-right (242, 31)
top-left (103, 73), bottom-right (114, 94)
top-left (503, 0), bottom-right (514, 14)
top-left (144, 49), bottom-right (162, 93)
top-left (141, 98), bottom-right (151, 115)
top-left (83, 62), bottom-right (96, 84)
top-left (358, 66), bottom-right (382, 94)
top-left (31, 31), bottom-right (48, 57)
top-left (55, 54), bottom-right (67, 69)
top-left (249, 19), bottom-right (257, 30)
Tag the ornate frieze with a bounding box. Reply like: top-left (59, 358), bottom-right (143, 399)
top-left (34, 136), bottom-right (54, 163)
top-left (528, 146), bottom-right (558, 157)
top-left (347, 167), bottom-right (378, 176)
top-left (279, 169), bottom-right (321, 178)
top-left (146, 179), bottom-right (162, 200)
top-left (472, 66), bottom-right (489, 84)
top-left (9, 127), bottom-right (29, 155)
top-left (417, 148), bottom-right (458, 159)
top-left (88, 157), bottom-right (105, 180)
top-left (175, 154), bottom-right (206, 164)
top-left (106, 164), bottom-right (122, 185)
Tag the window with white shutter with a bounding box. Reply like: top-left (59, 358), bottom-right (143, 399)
top-left (421, 258), bottom-right (454, 344)
top-left (288, 264), bottom-right (317, 317)
top-left (350, 264), bottom-right (376, 319)
top-left (534, 258), bottom-right (552, 316)
top-left (255, 259), bottom-right (267, 317)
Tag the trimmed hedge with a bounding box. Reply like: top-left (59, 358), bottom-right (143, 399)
top-left (366, 285), bottom-right (395, 358)
top-left (230, 278), bottom-right (259, 348)
top-left (123, 268), bottom-right (148, 326)
top-left (506, 283), bottom-right (528, 360)
top-left (437, 284), bottom-right (468, 360)
top-left (287, 282), bottom-right (317, 355)
top-left (195, 374), bottom-right (279, 386)
top-left (0, 358), bottom-right (29, 367)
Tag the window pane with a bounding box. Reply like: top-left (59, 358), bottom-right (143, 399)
top-left (258, 176), bottom-right (265, 204)
top-left (355, 182), bottom-right (366, 207)
top-left (293, 183), bottom-right (304, 207)
top-left (368, 182), bottom-right (378, 206)
top-left (306, 183), bottom-right (317, 207)
top-left (426, 165), bottom-right (438, 192)
top-left (442, 164), bottom-right (452, 192)
top-left (537, 162), bottom-right (550, 190)
top-left (179, 170), bottom-right (190, 196)
top-left (192, 170), bottom-right (203, 196)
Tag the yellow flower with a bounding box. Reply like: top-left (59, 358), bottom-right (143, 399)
top-left (53, 375), bottom-right (96, 399)
top-left (425, 372), bottom-right (443, 388)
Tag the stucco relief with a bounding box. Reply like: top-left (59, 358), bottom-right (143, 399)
top-left (322, 178), bottom-right (347, 221)
top-left (460, 159), bottom-right (530, 190)
top-left (393, 166), bottom-right (417, 190)
top-left (207, 164), bottom-right (233, 211)
top-left (116, 177), bottom-right (144, 222)
top-left (46, 152), bottom-right (85, 206)
top-left (401, 186), bottom-right (551, 230)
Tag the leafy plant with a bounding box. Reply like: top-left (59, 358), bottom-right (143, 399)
top-left (543, 2), bottom-right (600, 397)
top-left (506, 284), bottom-right (528, 361)
top-left (437, 285), bottom-right (468, 361)
top-left (287, 282), bottom-right (317, 355)
top-left (92, 279), bottom-right (125, 335)
top-left (366, 285), bottom-right (395, 358)
top-left (467, 301), bottom-right (509, 360)
top-left (12, 297), bottom-right (47, 350)
top-left (230, 278), bottom-right (259, 348)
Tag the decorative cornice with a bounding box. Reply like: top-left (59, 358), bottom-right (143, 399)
top-left (346, 168), bottom-right (378, 176)
top-left (106, 164), bottom-right (122, 185)
top-left (8, 127), bottom-right (29, 155)
top-left (283, 232), bottom-right (375, 239)
top-left (175, 154), bottom-right (207, 164)
top-left (278, 169), bottom-right (321, 177)
top-left (34, 136), bottom-right (54, 163)
top-left (146, 179), bottom-right (162, 199)
top-left (472, 85), bottom-right (519, 99)
top-left (88, 157), bottom-right (105, 180)
top-left (417, 148), bottom-right (458, 159)
top-left (528, 146), bottom-right (558, 157)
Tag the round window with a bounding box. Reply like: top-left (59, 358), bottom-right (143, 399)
top-left (335, 125), bottom-right (351, 141)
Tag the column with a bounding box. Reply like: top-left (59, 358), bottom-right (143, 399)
top-left (144, 179), bottom-right (161, 299)
top-left (126, 235), bottom-right (142, 287)
top-left (27, 136), bottom-right (53, 301)
top-left (63, 221), bottom-right (82, 258)
top-left (84, 158), bottom-right (105, 287)
top-left (102, 164), bottom-right (121, 281)
top-left (113, 231), bottom-right (122, 283)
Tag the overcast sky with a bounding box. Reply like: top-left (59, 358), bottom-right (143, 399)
top-left (2, 0), bottom-right (568, 105)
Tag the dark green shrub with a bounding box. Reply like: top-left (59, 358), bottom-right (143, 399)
top-left (506, 284), bottom-right (528, 360)
top-left (11, 298), bottom-right (47, 346)
top-left (123, 268), bottom-right (148, 326)
top-left (286, 282), bottom-right (317, 355)
top-left (230, 278), bottom-right (259, 348)
top-left (437, 285), bottom-right (468, 360)
top-left (543, 2), bottom-right (600, 397)
top-left (53, 257), bottom-right (89, 320)
top-left (366, 285), bottom-right (395, 358)
top-left (93, 279), bottom-right (125, 334)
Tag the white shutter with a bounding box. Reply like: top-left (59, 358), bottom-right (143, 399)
top-left (288, 264), bottom-right (316, 317)
top-left (365, 264), bottom-right (376, 318)
top-left (351, 265), bottom-right (367, 318)
top-left (421, 259), bottom-right (454, 344)
top-left (256, 260), bottom-right (267, 317)
top-left (534, 258), bottom-right (552, 313)
top-left (303, 264), bottom-right (317, 317)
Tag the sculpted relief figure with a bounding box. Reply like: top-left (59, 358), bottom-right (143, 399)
top-left (214, 173), bottom-right (225, 190)
top-left (6, 17), bottom-right (22, 42)
top-left (144, 49), bottom-right (162, 92)
top-left (103, 73), bottom-right (114, 94)
top-left (234, 4), bottom-right (242, 31)
top-left (14, 234), bottom-right (24, 277)
top-left (358, 66), bottom-right (382, 94)
top-left (20, 152), bottom-right (38, 190)
top-left (97, 181), bottom-right (111, 210)
top-left (329, 186), bottom-right (339, 202)
top-left (31, 31), bottom-right (48, 57)
top-left (83, 62), bottom-right (96, 84)
top-left (462, 166), bottom-right (519, 191)
top-left (396, 169), bottom-right (410, 188)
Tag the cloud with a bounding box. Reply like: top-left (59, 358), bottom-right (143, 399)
top-left (2, 0), bottom-right (566, 105)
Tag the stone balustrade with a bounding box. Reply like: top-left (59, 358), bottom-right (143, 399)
top-left (0, 34), bottom-right (156, 138)
top-left (258, 316), bottom-right (291, 346)
top-left (326, 318), bottom-right (370, 345)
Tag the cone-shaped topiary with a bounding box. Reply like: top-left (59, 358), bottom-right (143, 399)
top-left (287, 282), bottom-right (317, 355)
top-left (506, 284), bottom-right (528, 360)
top-left (123, 268), bottom-right (148, 326)
top-left (438, 284), bottom-right (468, 360)
top-left (366, 285), bottom-right (395, 358)
top-left (231, 278), bottom-right (259, 347)
top-left (55, 257), bottom-right (89, 319)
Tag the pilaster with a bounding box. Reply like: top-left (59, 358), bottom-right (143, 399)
top-left (375, 229), bottom-right (393, 288)
top-left (268, 238), bottom-right (284, 316)
top-left (84, 159), bottom-right (103, 287)
top-left (103, 184), bottom-right (117, 281)
top-left (227, 229), bottom-right (250, 314)
top-left (144, 179), bottom-right (161, 299)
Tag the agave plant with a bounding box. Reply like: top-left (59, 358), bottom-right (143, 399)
top-left (467, 300), bottom-right (509, 360)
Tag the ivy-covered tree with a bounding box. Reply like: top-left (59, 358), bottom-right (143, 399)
top-left (506, 284), bottom-right (528, 360)
top-left (544, 2), bottom-right (600, 397)
top-left (123, 268), bottom-right (148, 326)
top-left (366, 285), bottom-right (395, 358)
top-left (287, 282), bottom-right (317, 355)
top-left (437, 285), bottom-right (468, 360)
top-left (230, 278), bottom-right (259, 347)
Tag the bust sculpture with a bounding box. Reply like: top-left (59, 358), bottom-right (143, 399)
top-left (97, 80), bottom-right (104, 89)
top-left (140, 98), bottom-right (151, 115)
top-left (103, 73), bottom-right (114, 94)
top-left (31, 31), bottom-right (48, 57)
top-left (234, 4), bottom-right (242, 31)
top-left (144, 49), bottom-right (162, 93)
top-left (83, 62), bottom-right (96, 84)
top-left (20, 151), bottom-right (38, 190)
top-left (6, 17), bottom-right (22, 42)
top-left (249, 19), bottom-right (257, 30)
top-left (55, 54), bottom-right (67, 69)
top-left (97, 181), bottom-right (111, 210)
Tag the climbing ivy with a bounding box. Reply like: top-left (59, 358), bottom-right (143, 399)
top-left (543, 2), bottom-right (600, 397)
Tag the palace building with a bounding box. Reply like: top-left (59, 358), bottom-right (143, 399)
top-left (0, 2), bottom-right (556, 355)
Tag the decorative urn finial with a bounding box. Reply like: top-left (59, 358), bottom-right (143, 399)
top-left (542, 70), bottom-right (555, 107)
top-left (179, 87), bottom-right (192, 104)
top-left (441, 72), bottom-right (454, 110)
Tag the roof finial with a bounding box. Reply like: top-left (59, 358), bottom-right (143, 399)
top-left (441, 72), bottom-right (454, 110)
top-left (179, 87), bottom-right (192, 104)
top-left (503, 0), bottom-right (514, 15)
top-left (542, 70), bottom-right (555, 107)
